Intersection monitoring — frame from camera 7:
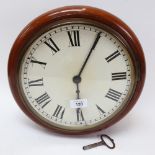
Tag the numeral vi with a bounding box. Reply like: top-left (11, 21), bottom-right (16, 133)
top-left (76, 108), bottom-right (84, 122)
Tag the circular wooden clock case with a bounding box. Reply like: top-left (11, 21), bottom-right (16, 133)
top-left (8, 6), bottom-right (146, 135)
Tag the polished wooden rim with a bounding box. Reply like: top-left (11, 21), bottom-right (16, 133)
top-left (8, 6), bottom-right (146, 135)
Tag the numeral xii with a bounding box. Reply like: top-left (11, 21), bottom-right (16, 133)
top-left (67, 30), bottom-right (80, 47)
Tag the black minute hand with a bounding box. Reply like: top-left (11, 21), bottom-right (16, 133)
top-left (78, 32), bottom-right (102, 76)
top-left (73, 32), bottom-right (102, 100)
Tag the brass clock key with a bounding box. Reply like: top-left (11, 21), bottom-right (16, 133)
top-left (83, 134), bottom-right (115, 150)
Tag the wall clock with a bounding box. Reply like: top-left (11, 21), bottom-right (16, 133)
top-left (8, 6), bottom-right (146, 134)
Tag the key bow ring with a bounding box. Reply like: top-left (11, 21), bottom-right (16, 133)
top-left (83, 134), bottom-right (115, 150)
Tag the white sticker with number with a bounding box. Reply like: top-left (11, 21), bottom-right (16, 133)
top-left (70, 99), bottom-right (88, 109)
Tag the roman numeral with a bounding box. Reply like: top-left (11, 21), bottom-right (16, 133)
top-left (31, 57), bottom-right (46, 69)
top-left (96, 105), bottom-right (105, 115)
top-left (112, 72), bottom-right (127, 81)
top-left (28, 78), bottom-right (43, 87)
top-left (35, 92), bottom-right (51, 108)
top-left (67, 30), bottom-right (80, 47)
top-left (52, 105), bottom-right (65, 119)
top-left (76, 108), bottom-right (84, 122)
top-left (105, 50), bottom-right (120, 62)
top-left (44, 38), bottom-right (60, 55)
top-left (105, 89), bottom-right (122, 102)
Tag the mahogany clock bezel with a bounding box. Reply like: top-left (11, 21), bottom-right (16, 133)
top-left (8, 6), bottom-right (146, 135)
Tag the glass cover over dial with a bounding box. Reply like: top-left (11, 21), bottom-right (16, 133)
top-left (20, 22), bottom-right (135, 130)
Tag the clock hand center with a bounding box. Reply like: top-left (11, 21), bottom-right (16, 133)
top-left (73, 75), bottom-right (81, 84)
top-left (73, 75), bottom-right (81, 99)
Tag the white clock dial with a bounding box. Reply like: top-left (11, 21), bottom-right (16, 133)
top-left (20, 23), bottom-right (135, 130)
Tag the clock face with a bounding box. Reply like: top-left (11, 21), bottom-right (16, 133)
top-left (19, 22), bottom-right (136, 130)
